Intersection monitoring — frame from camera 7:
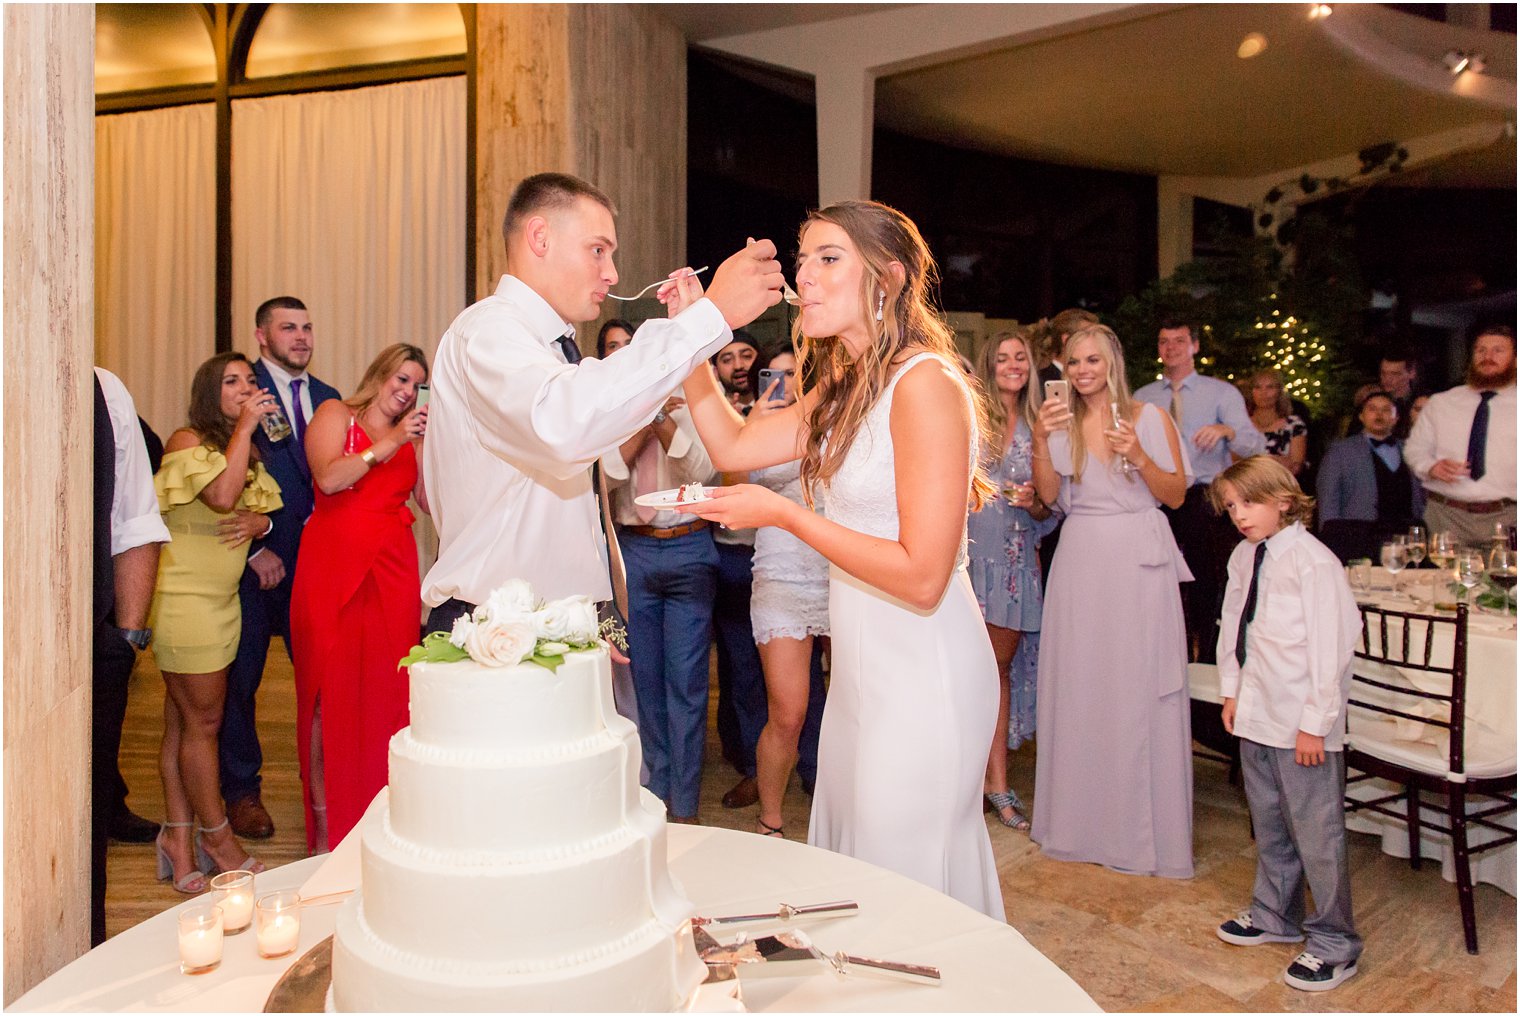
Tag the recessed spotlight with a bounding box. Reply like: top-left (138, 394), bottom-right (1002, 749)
top-left (1442, 49), bottom-right (1485, 75)
top-left (1308, 3), bottom-right (1333, 19)
top-left (1238, 32), bottom-right (1269, 59)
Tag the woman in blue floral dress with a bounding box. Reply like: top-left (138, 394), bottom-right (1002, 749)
top-left (967, 329), bottom-right (1058, 830)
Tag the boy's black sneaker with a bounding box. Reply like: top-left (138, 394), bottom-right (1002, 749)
top-left (1216, 912), bottom-right (1305, 946)
top-left (1283, 951), bottom-right (1358, 992)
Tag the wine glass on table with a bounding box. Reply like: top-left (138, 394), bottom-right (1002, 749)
top-left (1456, 550), bottom-right (1485, 608)
top-left (1380, 540), bottom-right (1407, 600)
top-left (1486, 546), bottom-right (1517, 625)
top-left (1406, 525), bottom-right (1427, 569)
top-left (1428, 531), bottom-right (1457, 572)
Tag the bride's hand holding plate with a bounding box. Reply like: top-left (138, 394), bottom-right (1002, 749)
top-left (676, 484), bottom-right (790, 531)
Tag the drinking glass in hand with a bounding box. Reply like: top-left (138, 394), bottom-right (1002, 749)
top-left (1380, 540), bottom-right (1407, 596)
top-left (1002, 458), bottom-right (1033, 532)
top-left (1486, 546), bottom-right (1517, 619)
top-left (1456, 550), bottom-right (1485, 606)
top-left (1406, 525), bottom-right (1427, 567)
top-left (259, 397), bottom-right (292, 442)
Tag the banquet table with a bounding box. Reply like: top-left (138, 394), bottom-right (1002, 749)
top-left (12, 825), bottom-right (1100, 1013)
top-left (1342, 574), bottom-right (1517, 897)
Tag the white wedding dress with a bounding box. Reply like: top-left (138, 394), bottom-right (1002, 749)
top-left (807, 353), bottom-right (1005, 919)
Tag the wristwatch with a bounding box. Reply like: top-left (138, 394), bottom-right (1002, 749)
top-left (653, 409), bottom-right (668, 425)
top-left (116, 627), bottom-right (152, 651)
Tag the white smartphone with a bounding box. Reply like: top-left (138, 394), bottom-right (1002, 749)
top-left (1043, 379), bottom-right (1069, 404)
top-left (415, 383), bottom-right (431, 410)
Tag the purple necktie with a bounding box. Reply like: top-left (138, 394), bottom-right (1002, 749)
top-left (290, 378), bottom-right (307, 445)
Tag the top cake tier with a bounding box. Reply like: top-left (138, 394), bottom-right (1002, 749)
top-left (407, 650), bottom-right (610, 750)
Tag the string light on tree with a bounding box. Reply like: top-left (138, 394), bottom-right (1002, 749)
top-left (1250, 294), bottom-right (1331, 407)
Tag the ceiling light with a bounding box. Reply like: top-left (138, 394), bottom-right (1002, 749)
top-left (1307, 4), bottom-right (1333, 19)
top-left (1237, 33), bottom-right (1268, 59)
top-left (1442, 49), bottom-right (1485, 75)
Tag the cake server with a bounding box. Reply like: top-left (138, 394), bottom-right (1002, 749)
top-left (698, 930), bottom-right (941, 986)
top-left (693, 900), bottom-right (858, 927)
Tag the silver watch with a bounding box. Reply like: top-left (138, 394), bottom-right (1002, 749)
top-left (653, 409), bottom-right (668, 425)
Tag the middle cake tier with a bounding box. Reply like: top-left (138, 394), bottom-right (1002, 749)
top-left (386, 725), bottom-right (639, 852)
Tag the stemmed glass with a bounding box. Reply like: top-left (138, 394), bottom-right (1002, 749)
top-left (1002, 457), bottom-right (1033, 532)
top-left (1486, 546), bottom-right (1517, 623)
top-left (1380, 540), bottom-right (1408, 598)
top-left (1406, 525), bottom-right (1427, 569)
top-left (1428, 531), bottom-right (1457, 571)
top-left (1110, 402), bottom-right (1134, 475)
top-left (1456, 550), bottom-right (1486, 607)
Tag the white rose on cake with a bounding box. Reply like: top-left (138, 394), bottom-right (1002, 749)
top-left (465, 618), bottom-right (536, 667)
top-left (562, 596), bottom-right (601, 644)
top-left (531, 600), bottom-right (576, 642)
top-left (479, 579), bottom-right (536, 624)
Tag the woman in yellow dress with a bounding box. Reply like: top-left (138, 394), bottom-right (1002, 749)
top-left (151, 352), bottom-right (283, 892)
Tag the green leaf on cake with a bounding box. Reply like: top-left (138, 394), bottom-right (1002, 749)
top-left (529, 652), bottom-right (565, 672)
top-left (398, 630), bottom-right (471, 669)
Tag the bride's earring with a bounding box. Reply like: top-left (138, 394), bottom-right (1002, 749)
top-left (875, 291), bottom-right (885, 322)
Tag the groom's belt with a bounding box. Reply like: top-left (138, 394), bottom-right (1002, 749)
top-left (619, 519), bottom-right (710, 539)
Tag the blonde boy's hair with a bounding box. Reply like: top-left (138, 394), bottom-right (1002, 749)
top-left (1207, 455), bottom-right (1315, 526)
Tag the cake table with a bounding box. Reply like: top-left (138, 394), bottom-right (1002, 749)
top-left (12, 825), bottom-right (1099, 1012)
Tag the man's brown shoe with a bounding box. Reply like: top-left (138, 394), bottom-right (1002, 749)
top-left (227, 794), bottom-right (275, 839)
top-left (721, 775), bottom-right (759, 809)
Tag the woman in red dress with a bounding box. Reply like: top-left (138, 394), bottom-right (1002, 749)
top-left (291, 344), bottom-right (429, 853)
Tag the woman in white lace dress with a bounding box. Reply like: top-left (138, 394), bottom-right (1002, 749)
top-left (668, 201), bottom-right (1004, 919)
top-left (746, 346), bottom-right (830, 839)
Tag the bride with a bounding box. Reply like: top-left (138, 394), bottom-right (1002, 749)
top-left (667, 200), bottom-right (1004, 919)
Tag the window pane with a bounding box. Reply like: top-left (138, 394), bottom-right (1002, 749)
top-left (245, 3), bottom-right (466, 79)
top-left (96, 4), bottom-right (215, 94)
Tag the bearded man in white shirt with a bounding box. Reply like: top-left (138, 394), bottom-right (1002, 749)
top-left (422, 172), bottom-right (783, 638)
top-left (1404, 325), bottom-right (1517, 545)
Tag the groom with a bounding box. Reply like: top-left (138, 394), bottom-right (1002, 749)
top-left (421, 172), bottom-right (783, 632)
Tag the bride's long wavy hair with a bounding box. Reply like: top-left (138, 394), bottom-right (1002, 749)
top-left (791, 200), bottom-right (995, 511)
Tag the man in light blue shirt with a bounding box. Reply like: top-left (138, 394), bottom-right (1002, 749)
top-left (1134, 319), bottom-right (1265, 662)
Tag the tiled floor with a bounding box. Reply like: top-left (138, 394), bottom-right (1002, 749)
top-left (108, 646), bottom-right (1516, 1011)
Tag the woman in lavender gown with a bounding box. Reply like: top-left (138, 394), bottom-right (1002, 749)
top-left (1030, 324), bottom-right (1196, 878)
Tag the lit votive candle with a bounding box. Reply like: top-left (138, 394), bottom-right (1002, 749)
top-left (211, 870), bottom-right (255, 934)
top-left (178, 904), bottom-right (224, 975)
top-left (256, 890), bottom-right (301, 958)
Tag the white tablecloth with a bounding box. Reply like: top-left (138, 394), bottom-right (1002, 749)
top-left (1344, 581), bottom-right (1517, 897)
top-left (12, 826), bottom-right (1099, 1013)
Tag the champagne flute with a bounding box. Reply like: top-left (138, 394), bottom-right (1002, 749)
top-left (1406, 525), bottom-right (1427, 568)
top-left (1110, 401), bottom-right (1134, 475)
top-left (1486, 546), bottom-right (1517, 621)
top-left (1456, 550), bottom-right (1485, 607)
top-left (1380, 540), bottom-right (1407, 599)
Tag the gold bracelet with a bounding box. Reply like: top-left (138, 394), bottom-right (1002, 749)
top-left (1031, 451), bottom-right (1051, 460)
top-left (360, 449), bottom-right (377, 467)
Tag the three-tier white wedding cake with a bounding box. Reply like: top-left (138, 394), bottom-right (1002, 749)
top-left (327, 646), bottom-right (708, 1011)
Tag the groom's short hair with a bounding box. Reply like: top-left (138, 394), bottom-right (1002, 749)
top-left (503, 173), bottom-right (617, 246)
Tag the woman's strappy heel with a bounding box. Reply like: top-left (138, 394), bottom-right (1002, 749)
top-left (756, 817), bottom-right (786, 838)
top-left (155, 821), bottom-right (212, 894)
top-left (197, 817), bottom-right (266, 874)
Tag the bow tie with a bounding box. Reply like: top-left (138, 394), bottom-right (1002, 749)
top-left (1370, 436), bottom-right (1398, 448)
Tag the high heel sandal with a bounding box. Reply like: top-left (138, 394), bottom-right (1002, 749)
top-left (985, 791), bottom-right (1031, 831)
top-left (155, 822), bottom-right (210, 894)
top-left (756, 817), bottom-right (785, 838)
top-left (197, 817), bottom-right (266, 874)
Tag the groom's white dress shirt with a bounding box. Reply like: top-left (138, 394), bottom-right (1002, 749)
top-left (422, 274), bottom-right (732, 607)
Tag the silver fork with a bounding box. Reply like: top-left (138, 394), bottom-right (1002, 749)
top-left (604, 266), bottom-right (709, 301)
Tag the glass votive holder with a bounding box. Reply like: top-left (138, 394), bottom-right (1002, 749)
top-left (211, 870), bottom-right (255, 934)
top-left (255, 890), bottom-right (302, 958)
top-left (178, 904), bottom-right (224, 975)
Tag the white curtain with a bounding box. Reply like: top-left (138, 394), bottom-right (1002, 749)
top-left (95, 103), bottom-right (216, 438)
top-left (230, 75), bottom-right (466, 393)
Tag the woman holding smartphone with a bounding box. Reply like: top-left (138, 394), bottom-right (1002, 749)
top-left (1029, 324), bottom-right (1196, 878)
top-left (665, 201), bottom-right (1003, 918)
top-left (968, 329), bottom-right (1056, 832)
top-left (744, 345), bottom-right (830, 839)
top-left (151, 352), bottom-right (283, 890)
top-left (290, 343), bottom-right (429, 854)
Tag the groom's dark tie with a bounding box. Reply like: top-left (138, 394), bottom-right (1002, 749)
top-left (555, 330), bottom-right (583, 365)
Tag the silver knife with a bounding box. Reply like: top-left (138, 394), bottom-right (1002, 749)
top-left (693, 900), bottom-right (859, 927)
top-left (699, 930), bottom-right (940, 987)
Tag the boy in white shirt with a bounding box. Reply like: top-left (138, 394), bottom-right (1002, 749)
top-left (1208, 456), bottom-right (1363, 992)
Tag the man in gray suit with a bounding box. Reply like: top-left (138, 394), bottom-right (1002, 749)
top-left (1316, 391), bottom-right (1424, 562)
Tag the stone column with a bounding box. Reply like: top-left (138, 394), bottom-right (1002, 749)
top-left (3, 3), bottom-right (95, 1002)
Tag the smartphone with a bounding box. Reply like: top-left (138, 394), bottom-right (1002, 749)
top-left (1043, 379), bottom-right (1069, 404)
top-left (757, 368), bottom-right (789, 403)
top-left (415, 383), bottom-right (431, 410)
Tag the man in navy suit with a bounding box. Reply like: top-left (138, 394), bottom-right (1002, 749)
top-left (223, 296), bottom-right (340, 838)
top-left (1316, 390), bottom-right (1425, 562)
